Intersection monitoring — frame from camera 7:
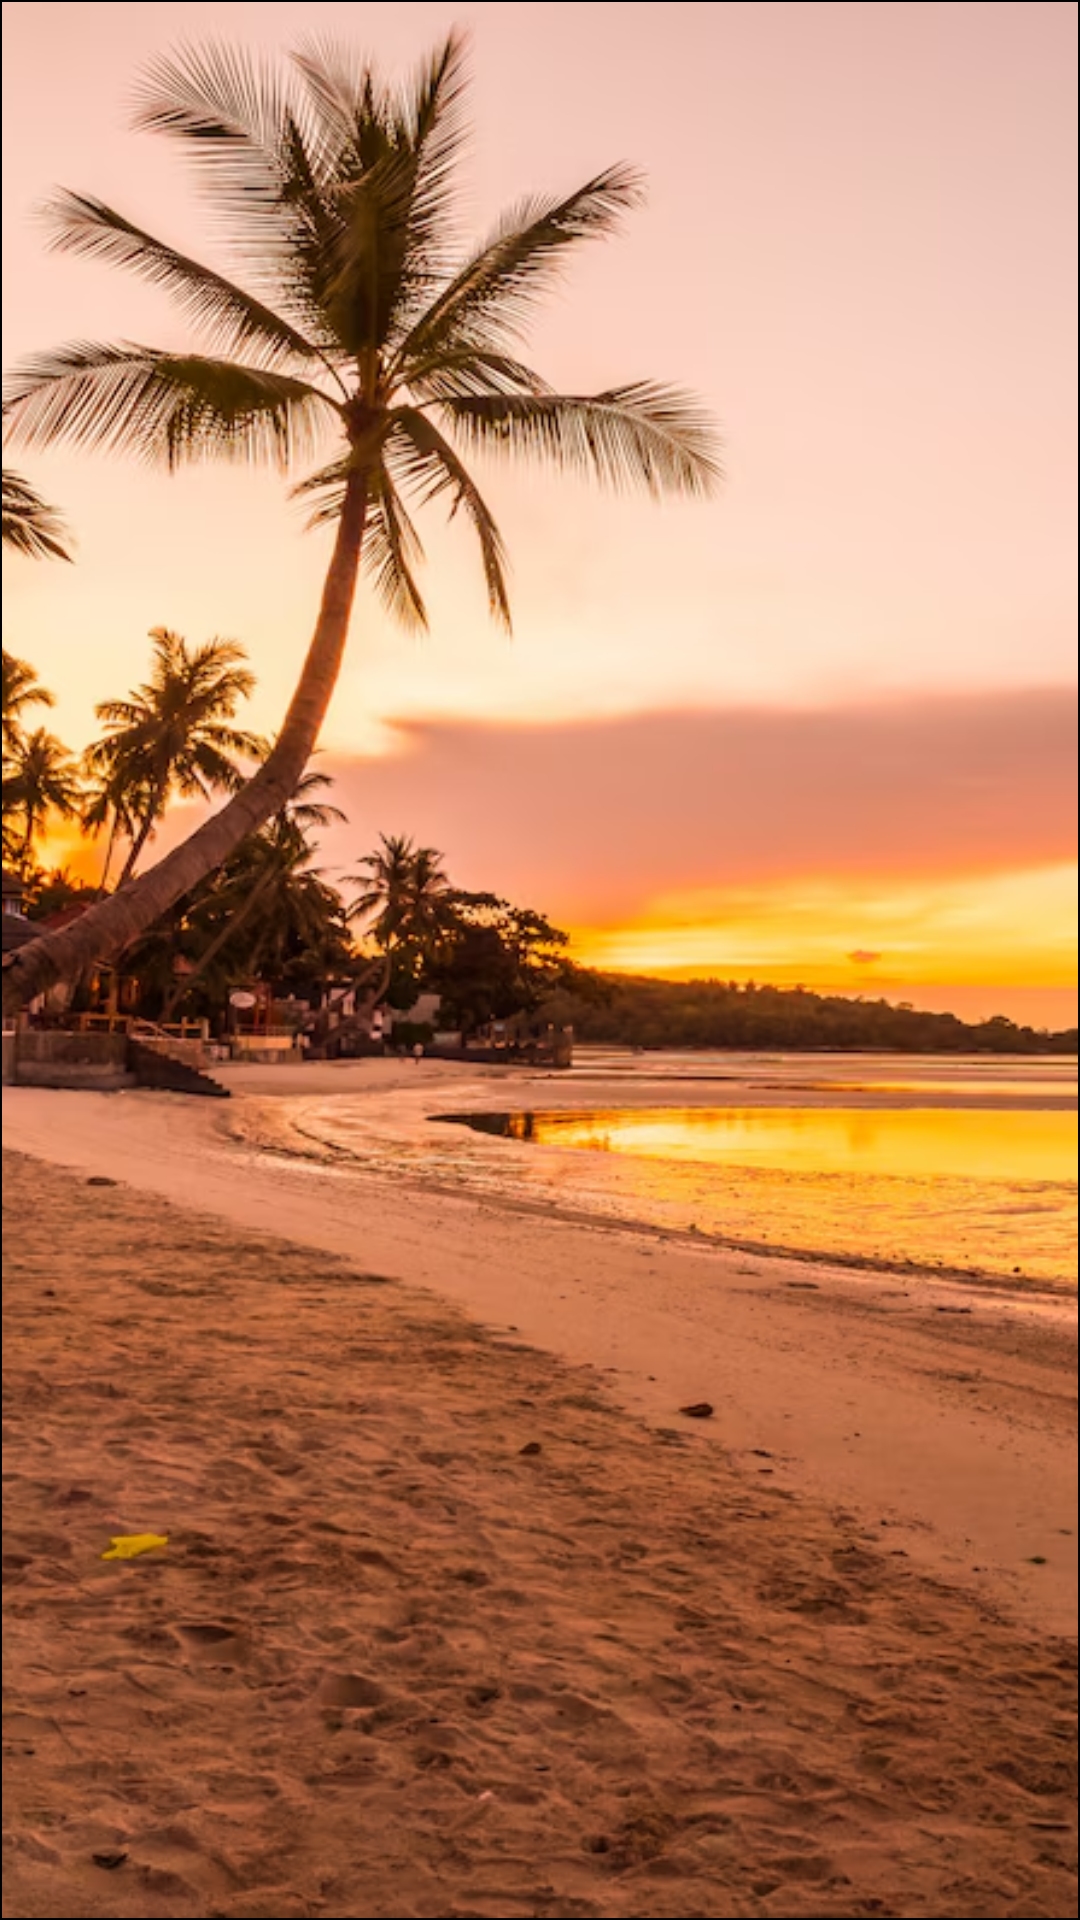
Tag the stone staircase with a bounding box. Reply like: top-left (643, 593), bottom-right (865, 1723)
top-left (126, 1036), bottom-right (230, 1099)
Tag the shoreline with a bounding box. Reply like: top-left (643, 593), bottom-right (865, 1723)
top-left (3, 1067), bottom-right (1076, 1640)
top-left (221, 1058), bottom-right (1077, 1298)
top-left (236, 1111), bottom-right (1080, 1303)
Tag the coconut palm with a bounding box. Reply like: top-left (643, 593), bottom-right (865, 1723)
top-left (83, 627), bottom-right (263, 884)
top-left (1, 468), bottom-right (72, 561)
top-left (3, 654), bottom-right (65, 862)
top-left (2, 651), bottom-right (55, 760)
top-left (1, 32), bottom-right (720, 1012)
top-left (347, 831), bottom-right (451, 998)
top-left (79, 764), bottom-right (151, 893)
top-left (5, 726), bottom-right (83, 868)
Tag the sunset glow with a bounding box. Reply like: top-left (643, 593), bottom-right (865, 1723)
top-left (3, 1), bottom-right (1076, 1027)
top-left (570, 865), bottom-right (1078, 995)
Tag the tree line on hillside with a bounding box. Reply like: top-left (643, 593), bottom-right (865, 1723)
top-left (541, 971), bottom-right (1077, 1055)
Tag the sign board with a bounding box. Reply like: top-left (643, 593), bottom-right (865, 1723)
top-left (229, 990), bottom-right (257, 1010)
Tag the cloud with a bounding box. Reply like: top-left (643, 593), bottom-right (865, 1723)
top-left (847, 950), bottom-right (883, 965)
top-left (318, 687), bottom-right (1077, 922)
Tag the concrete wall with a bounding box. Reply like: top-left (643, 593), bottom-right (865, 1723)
top-left (7, 1028), bottom-right (131, 1090)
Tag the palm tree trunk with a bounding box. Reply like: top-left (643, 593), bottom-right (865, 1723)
top-left (2, 474), bottom-right (369, 1015)
top-left (116, 806), bottom-right (160, 887)
top-left (97, 809), bottom-right (121, 895)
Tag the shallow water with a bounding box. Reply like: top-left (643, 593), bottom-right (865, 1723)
top-left (568, 1047), bottom-right (1078, 1104)
top-left (256, 1052), bottom-right (1077, 1290)
top-left (444, 1105), bottom-right (1078, 1185)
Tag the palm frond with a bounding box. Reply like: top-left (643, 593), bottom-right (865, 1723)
top-left (400, 346), bottom-right (549, 404)
top-left (290, 39), bottom-right (394, 162)
top-left (391, 166), bottom-right (643, 372)
top-left (439, 384), bottom-right (723, 498)
top-left (364, 472), bottom-right (428, 631)
top-left (288, 33), bottom-right (470, 355)
top-left (389, 31), bottom-right (472, 318)
top-left (132, 42), bottom-right (290, 225)
top-left (389, 408), bottom-right (511, 630)
top-left (193, 721), bottom-right (264, 761)
top-left (3, 652), bottom-right (56, 748)
top-left (41, 192), bottom-right (331, 374)
top-left (181, 737), bottom-right (260, 796)
top-left (3, 342), bottom-right (342, 469)
top-left (1, 469), bottom-right (73, 561)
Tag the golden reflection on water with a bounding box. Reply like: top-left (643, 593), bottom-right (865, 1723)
top-left (510, 1107), bottom-right (1078, 1185)
top-left (264, 1091), bottom-right (1079, 1287)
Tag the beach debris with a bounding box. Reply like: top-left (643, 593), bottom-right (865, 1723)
top-left (91, 1850), bottom-right (128, 1870)
top-left (934, 1305), bottom-right (972, 1314)
top-left (86, 1176), bottom-right (118, 1187)
top-left (519, 1441), bottom-right (543, 1456)
top-left (101, 1533), bottom-right (168, 1561)
top-left (678, 1402), bottom-right (715, 1420)
top-left (448, 1789), bottom-right (497, 1834)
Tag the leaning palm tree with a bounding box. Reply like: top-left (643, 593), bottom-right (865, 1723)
top-left (159, 767), bottom-right (345, 1019)
top-left (5, 726), bottom-right (83, 868)
top-left (84, 627), bottom-right (264, 884)
top-left (1, 32), bottom-right (720, 1013)
top-left (1, 468), bottom-right (72, 561)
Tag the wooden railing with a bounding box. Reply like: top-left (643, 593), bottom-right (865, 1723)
top-left (75, 1013), bottom-right (207, 1041)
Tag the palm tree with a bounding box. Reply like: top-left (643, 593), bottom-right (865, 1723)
top-left (2, 651), bottom-right (55, 760)
top-left (1, 468), bottom-right (72, 561)
top-left (79, 764), bottom-right (149, 893)
top-left (5, 726), bottom-right (83, 868)
top-left (83, 627), bottom-right (263, 884)
top-left (347, 831), bottom-right (451, 999)
top-left (1, 33), bottom-right (720, 1013)
top-left (3, 654), bottom-right (65, 863)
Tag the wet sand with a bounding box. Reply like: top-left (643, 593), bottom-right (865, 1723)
top-left (2, 1145), bottom-right (1076, 1920)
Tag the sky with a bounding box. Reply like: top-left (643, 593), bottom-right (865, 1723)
top-left (2, 1), bottom-right (1076, 1027)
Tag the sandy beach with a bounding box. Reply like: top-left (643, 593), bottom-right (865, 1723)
top-left (3, 1064), bottom-right (1077, 1918)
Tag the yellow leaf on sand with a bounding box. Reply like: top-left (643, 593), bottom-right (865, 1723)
top-left (101, 1533), bottom-right (168, 1561)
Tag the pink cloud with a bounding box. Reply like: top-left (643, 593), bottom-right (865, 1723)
top-left (316, 688), bottom-right (1077, 921)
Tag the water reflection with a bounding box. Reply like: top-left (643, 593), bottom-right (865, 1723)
top-left (426, 1104), bottom-right (1077, 1281)
top-left (443, 1106), bottom-right (1078, 1185)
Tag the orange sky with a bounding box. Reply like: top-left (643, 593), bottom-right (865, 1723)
top-left (3, 2), bottom-right (1077, 1028)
